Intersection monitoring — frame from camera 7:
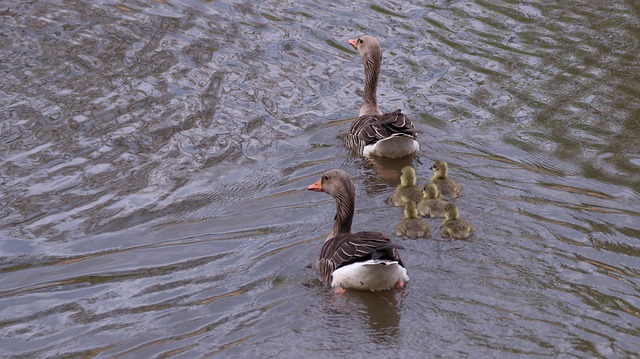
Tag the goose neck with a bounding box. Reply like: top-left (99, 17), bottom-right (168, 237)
top-left (360, 56), bottom-right (382, 116)
top-left (328, 191), bottom-right (355, 240)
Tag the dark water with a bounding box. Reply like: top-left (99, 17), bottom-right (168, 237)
top-left (1, 0), bottom-right (639, 357)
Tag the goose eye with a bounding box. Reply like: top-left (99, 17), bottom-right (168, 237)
top-left (358, 39), bottom-right (363, 44)
top-left (323, 175), bottom-right (329, 181)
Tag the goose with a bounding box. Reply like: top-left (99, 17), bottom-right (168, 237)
top-left (392, 166), bottom-right (423, 207)
top-left (308, 169), bottom-right (409, 292)
top-left (395, 200), bottom-right (431, 239)
top-left (440, 203), bottom-right (474, 239)
top-left (345, 35), bottom-right (420, 158)
top-left (417, 183), bottom-right (448, 218)
top-left (428, 160), bottom-right (461, 198)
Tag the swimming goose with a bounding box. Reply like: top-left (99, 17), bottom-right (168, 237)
top-left (417, 183), bottom-right (449, 218)
top-left (308, 169), bottom-right (409, 292)
top-left (392, 166), bottom-right (423, 207)
top-left (440, 203), bottom-right (474, 239)
top-left (345, 35), bottom-right (420, 158)
top-left (428, 160), bottom-right (461, 198)
top-left (395, 200), bottom-right (431, 239)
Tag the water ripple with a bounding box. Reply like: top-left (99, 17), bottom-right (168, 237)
top-left (1, 0), bottom-right (639, 357)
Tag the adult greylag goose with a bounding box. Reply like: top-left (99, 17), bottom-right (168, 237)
top-left (417, 183), bottom-right (449, 218)
top-left (308, 169), bottom-right (409, 292)
top-left (346, 35), bottom-right (420, 158)
top-left (391, 166), bottom-right (423, 207)
top-left (440, 203), bottom-right (474, 239)
top-left (428, 160), bottom-right (461, 199)
top-left (395, 200), bottom-right (431, 239)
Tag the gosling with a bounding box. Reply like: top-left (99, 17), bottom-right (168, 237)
top-left (395, 200), bottom-right (431, 239)
top-left (428, 160), bottom-right (461, 199)
top-left (392, 166), bottom-right (423, 207)
top-left (440, 203), bottom-right (474, 239)
top-left (417, 183), bottom-right (449, 218)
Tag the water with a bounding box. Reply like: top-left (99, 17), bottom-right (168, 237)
top-left (1, 0), bottom-right (639, 357)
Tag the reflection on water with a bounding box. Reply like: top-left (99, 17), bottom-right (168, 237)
top-left (345, 290), bottom-right (403, 335)
top-left (1, 0), bottom-right (639, 357)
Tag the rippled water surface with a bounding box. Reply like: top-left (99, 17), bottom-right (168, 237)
top-left (1, 0), bottom-right (639, 357)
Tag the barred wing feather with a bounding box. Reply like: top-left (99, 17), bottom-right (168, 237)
top-left (315, 231), bottom-right (405, 286)
top-left (346, 109), bottom-right (420, 154)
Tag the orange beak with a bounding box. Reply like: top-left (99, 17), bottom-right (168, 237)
top-left (307, 178), bottom-right (323, 192)
top-left (347, 38), bottom-right (358, 49)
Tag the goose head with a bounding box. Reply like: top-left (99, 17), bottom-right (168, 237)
top-left (348, 35), bottom-right (382, 62)
top-left (307, 169), bottom-right (355, 198)
top-left (308, 169), bottom-right (356, 239)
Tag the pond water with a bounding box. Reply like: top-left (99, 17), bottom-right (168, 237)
top-left (1, 0), bottom-right (639, 357)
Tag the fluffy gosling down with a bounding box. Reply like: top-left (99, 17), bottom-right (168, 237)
top-left (417, 183), bottom-right (448, 218)
top-left (395, 200), bottom-right (431, 239)
top-left (392, 166), bottom-right (422, 207)
top-left (428, 160), bottom-right (461, 199)
top-left (440, 203), bottom-right (474, 239)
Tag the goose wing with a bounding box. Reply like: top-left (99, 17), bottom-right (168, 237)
top-left (316, 231), bottom-right (405, 285)
top-left (346, 109), bottom-right (420, 153)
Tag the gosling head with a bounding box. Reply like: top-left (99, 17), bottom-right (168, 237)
top-left (423, 183), bottom-right (441, 199)
top-left (404, 200), bottom-right (419, 219)
top-left (431, 160), bottom-right (449, 179)
top-left (400, 166), bottom-right (417, 186)
top-left (444, 203), bottom-right (460, 221)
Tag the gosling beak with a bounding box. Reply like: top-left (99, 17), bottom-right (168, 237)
top-left (347, 38), bottom-right (358, 50)
top-left (307, 179), bottom-right (323, 192)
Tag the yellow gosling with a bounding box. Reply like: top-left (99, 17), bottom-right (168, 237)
top-left (417, 183), bottom-right (449, 218)
top-left (440, 203), bottom-right (474, 239)
top-left (428, 160), bottom-right (461, 199)
top-left (395, 200), bottom-right (431, 239)
top-left (392, 166), bottom-right (422, 207)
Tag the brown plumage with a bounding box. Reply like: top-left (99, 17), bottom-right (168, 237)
top-left (315, 231), bottom-right (406, 287)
